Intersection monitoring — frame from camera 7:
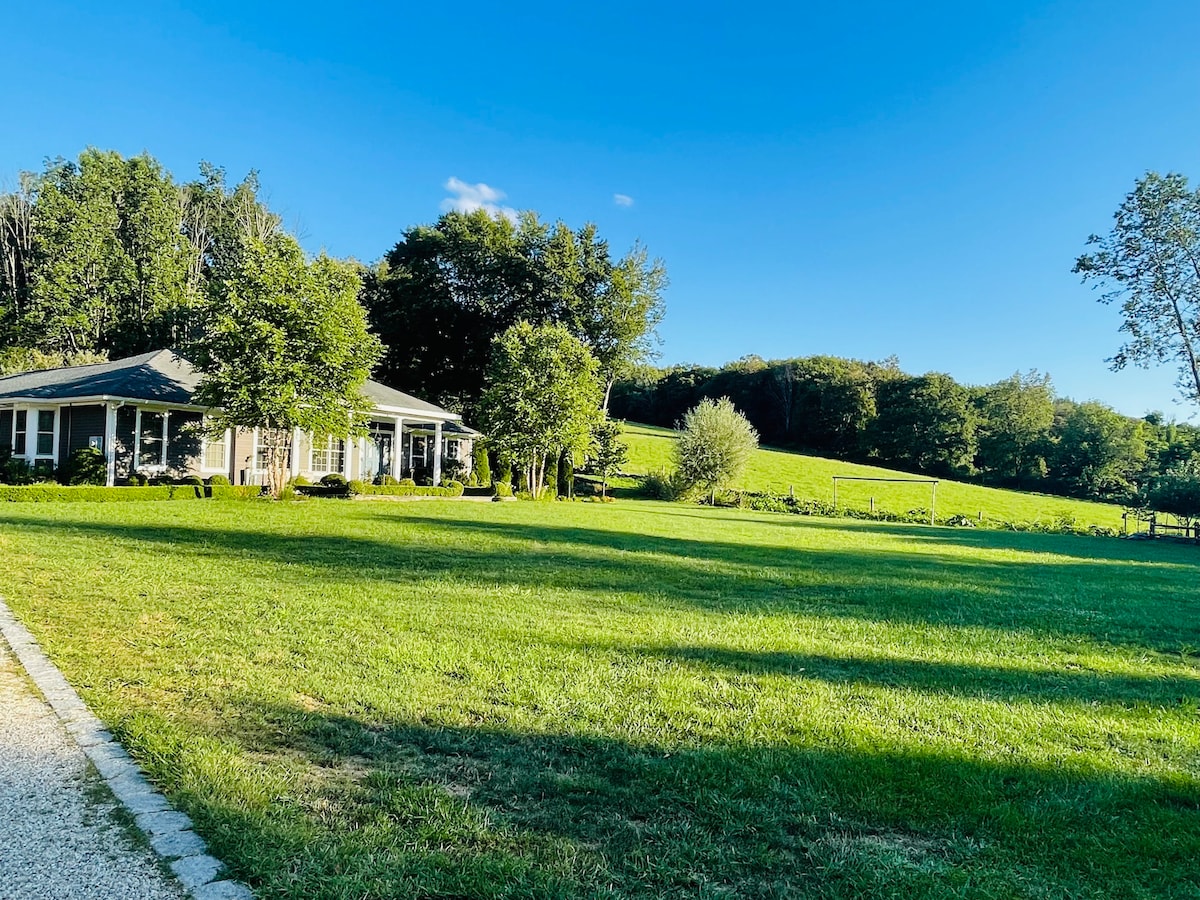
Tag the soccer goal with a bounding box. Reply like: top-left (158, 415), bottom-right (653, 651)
top-left (831, 476), bottom-right (939, 525)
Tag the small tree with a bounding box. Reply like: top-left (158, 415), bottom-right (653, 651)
top-left (674, 397), bottom-right (758, 500)
top-left (478, 321), bottom-right (602, 497)
top-left (471, 439), bottom-right (491, 487)
top-left (1147, 458), bottom-right (1200, 527)
top-left (191, 234), bottom-right (382, 495)
top-left (590, 418), bottom-right (628, 498)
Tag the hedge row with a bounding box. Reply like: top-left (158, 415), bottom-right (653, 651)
top-left (0, 484), bottom-right (262, 502)
top-left (353, 482), bottom-right (465, 498)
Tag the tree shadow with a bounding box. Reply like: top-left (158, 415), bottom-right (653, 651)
top-left (3, 508), bottom-right (1199, 656)
top-left (156, 697), bottom-right (1200, 899)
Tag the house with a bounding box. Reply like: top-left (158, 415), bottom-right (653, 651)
top-left (0, 350), bottom-right (479, 487)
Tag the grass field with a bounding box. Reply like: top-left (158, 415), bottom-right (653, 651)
top-left (2, 499), bottom-right (1199, 898)
top-left (621, 422), bottom-right (1131, 531)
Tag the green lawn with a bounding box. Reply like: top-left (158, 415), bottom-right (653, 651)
top-left (2, 499), bottom-right (1199, 898)
top-left (621, 422), bottom-right (1131, 531)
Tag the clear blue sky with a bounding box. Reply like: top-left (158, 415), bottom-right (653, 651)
top-left (6, 0), bottom-right (1199, 417)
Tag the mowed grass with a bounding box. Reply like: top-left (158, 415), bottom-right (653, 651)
top-left (621, 423), bottom-right (1130, 530)
top-left (2, 499), bottom-right (1199, 898)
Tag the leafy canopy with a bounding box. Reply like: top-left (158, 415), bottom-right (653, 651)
top-left (190, 233), bottom-right (382, 493)
top-left (478, 321), bottom-right (602, 496)
top-left (674, 397), bottom-right (759, 495)
top-left (1076, 171), bottom-right (1200, 407)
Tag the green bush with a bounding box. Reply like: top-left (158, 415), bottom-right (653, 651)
top-left (278, 484), bottom-right (299, 502)
top-left (210, 485), bottom-right (263, 500)
top-left (320, 473), bottom-right (349, 488)
top-left (398, 477), bottom-right (416, 487)
top-left (128, 472), bottom-right (149, 486)
top-left (351, 483), bottom-right (466, 498)
top-left (445, 480), bottom-right (464, 496)
top-left (515, 490), bottom-right (534, 501)
top-left (58, 447), bottom-right (107, 486)
top-left (179, 475), bottom-right (204, 487)
top-left (348, 479), bottom-right (367, 495)
top-left (208, 474), bottom-right (231, 486)
top-left (0, 450), bottom-right (36, 485)
top-left (493, 454), bottom-right (511, 486)
top-left (640, 472), bottom-right (678, 501)
top-left (0, 485), bottom-right (203, 502)
top-left (291, 475), bottom-right (312, 486)
top-left (380, 475), bottom-right (399, 486)
top-left (493, 481), bottom-right (513, 498)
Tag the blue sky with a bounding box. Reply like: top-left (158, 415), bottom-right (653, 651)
top-left (6, 0), bottom-right (1200, 417)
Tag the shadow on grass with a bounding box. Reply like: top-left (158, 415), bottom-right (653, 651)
top-left (3, 509), bottom-right (1199, 657)
top-left (168, 698), bottom-right (1200, 900)
top-left (556, 640), bottom-right (1200, 707)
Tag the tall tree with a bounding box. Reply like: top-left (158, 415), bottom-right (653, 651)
top-left (1075, 171), bottom-right (1200, 408)
top-left (976, 371), bottom-right (1056, 486)
top-left (867, 373), bottom-right (976, 477)
top-left (190, 234), bottom-right (382, 496)
top-left (477, 321), bottom-right (602, 497)
top-left (1049, 400), bottom-right (1147, 500)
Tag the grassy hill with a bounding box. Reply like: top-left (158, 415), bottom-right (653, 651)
top-left (620, 422), bottom-right (1131, 531)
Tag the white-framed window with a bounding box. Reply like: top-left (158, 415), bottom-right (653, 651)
top-left (252, 428), bottom-right (292, 472)
top-left (309, 435), bottom-right (345, 474)
top-left (13, 410), bottom-right (28, 456)
top-left (139, 411), bottom-right (166, 468)
top-left (201, 428), bottom-right (230, 472)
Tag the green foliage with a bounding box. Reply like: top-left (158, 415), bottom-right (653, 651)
top-left (398, 477), bottom-right (416, 487)
top-left (1147, 459), bottom-right (1200, 522)
top-left (190, 233), bottom-right (383, 495)
top-left (353, 483), bottom-right (466, 498)
top-left (674, 397), bottom-right (759, 496)
top-left (208, 474), bottom-right (231, 486)
top-left (348, 479), bottom-right (367, 495)
top-left (589, 419), bottom-right (628, 498)
top-left (0, 485), bottom-right (201, 502)
top-left (0, 347), bottom-right (109, 376)
top-left (320, 474), bottom-right (349, 489)
top-left (639, 471), bottom-right (678, 501)
top-left (380, 474), bottom-right (399, 486)
top-left (493, 481), bottom-right (513, 498)
top-left (0, 450), bottom-right (36, 485)
top-left (1050, 400), bottom-right (1147, 501)
top-left (976, 371), bottom-right (1055, 486)
top-left (1076, 171), bottom-right (1200, 407)
top-left (472, 440), bottom-right (491, 487)
top-left (362, 209), bottom-right (666, 416)
top-left (478, 321), bottom-right (603, 497)
top-left (868, 373), bottom-right (976, 477)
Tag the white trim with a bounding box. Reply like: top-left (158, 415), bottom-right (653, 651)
top-left (104, 403), bottom-right (117, 487)
top-left (0, 394), bottom-right (208, 412)
top-left (369, 402), bottom-right (460, 420)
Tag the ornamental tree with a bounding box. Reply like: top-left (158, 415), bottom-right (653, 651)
top-left (674, 397), bottom-right (758, 499)
top-left (589, 418), bottom-right (629, 498)
top-left (478, 321), bottom-right (602, 497)
top-left (190, 234), bottom-right (382, 495)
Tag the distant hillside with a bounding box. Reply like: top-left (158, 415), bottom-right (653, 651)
top-left (620, 423), bottom-right (1130, 530)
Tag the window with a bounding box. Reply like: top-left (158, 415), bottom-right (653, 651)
top-left (203, 430), bottom-right (228, 471)
top-left (35, 410), bottom-right (55, 457)
top-left (14, 410), bottom-right (27, 455)
top-left (310, 436), bottom-right (345, 474)
top-left (140, 411), bottom-right (165, 468)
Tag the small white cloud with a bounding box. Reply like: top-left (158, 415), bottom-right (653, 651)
top-left (441, 177), bottom-right (518, 221)
top-left (613, 193), bottom-right (634, 208)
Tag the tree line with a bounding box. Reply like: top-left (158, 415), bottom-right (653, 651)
top-left (612, 357), bottom-right (1198, 505)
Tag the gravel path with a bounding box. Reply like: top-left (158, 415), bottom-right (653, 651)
top-left (0, 639), bottom-right (185, 900)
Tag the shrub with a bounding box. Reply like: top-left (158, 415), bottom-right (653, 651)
top-left (348, 479), bottom-right (367, 495)
top-left (0, 450), bottom-right (35, 485)
top-left (291, 475), bottom-right (312, 486)
top-left (674, 397), bottom-right (758, 498)
top-left (472, 441), bottom-right (491, 487)
top-left (641, 472), bottom-right (678, 501)
top-left (320, 473), bottom-right (349, 488)
top-left (515, 490), bottom-right (534, 501)
top-left (493, 481), bottom-right (513, 498)
top-left (128, 472), bottom-right (149, 486)
top-left (398, 477), bottom-right (416, 487)
top-left (208, 474), bottom-right (231, 486)
top-left (380, 474), bottom-right (399, 486)
top-left (466, 471), bottom-right (479, 487)
top-left (444, 480), bottom-right (465, 497)
top-left (179, 475), bottom-right (204, 487)
top-left (278, 484), bottom-right (299, 502)
top-left (58, 447), bottom-right (107, 486)
top-left (493, 454), bottom-right (511, 485)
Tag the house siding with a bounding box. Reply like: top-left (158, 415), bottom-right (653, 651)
top-left (58, 404), bottom-right (107, 461)
top-left (166, 411), bottom-right (204, 475)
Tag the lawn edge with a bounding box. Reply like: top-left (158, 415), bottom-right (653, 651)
top-left (0, 596), bottom-right (254, 900)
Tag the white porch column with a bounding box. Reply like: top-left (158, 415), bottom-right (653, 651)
top-left (132, 408), bottom-right (141, 472)
top-left (432, 421), bottom-right (443, 485)
top-left (290, 429), bottom-right (301, 479)
top-left (391, 417), bottom-right (403, 478)
top-left (161, 410), bottom-right (170, 468)
top-left (104, 403), bottom-right (117, 487)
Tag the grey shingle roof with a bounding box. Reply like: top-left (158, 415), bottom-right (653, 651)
top-left (0, 350), bottom-right (462, 422)
top-left (0, 350), bottom-right (200, 405)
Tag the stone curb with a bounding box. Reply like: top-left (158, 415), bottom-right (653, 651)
top-left (0, 599), bottom-right (254, 900)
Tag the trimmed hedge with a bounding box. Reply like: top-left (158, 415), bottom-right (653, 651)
top-left (354, 483), bottom-right (465, 498)
top-left (0, 484), bottom-right (263, 502)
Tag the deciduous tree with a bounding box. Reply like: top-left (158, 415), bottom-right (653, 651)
top-left (190, 234), bottom-right (382, 496)
top-left (478, 321), bottom-right (602, 497)
top-left (674, 397), bottom-right (758, 499)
